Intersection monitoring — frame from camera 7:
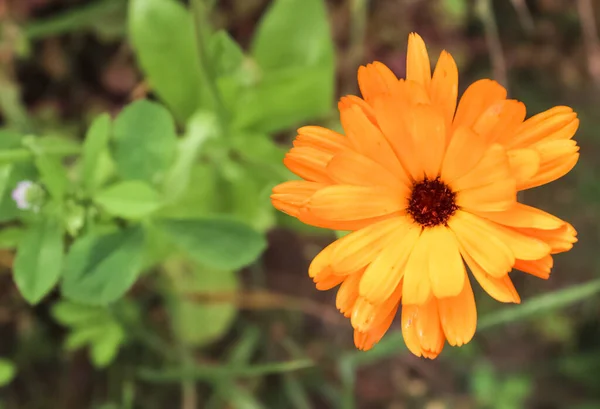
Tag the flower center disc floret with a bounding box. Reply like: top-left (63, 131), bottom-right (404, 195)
top-left (407, 177), bottom-right (458, 227)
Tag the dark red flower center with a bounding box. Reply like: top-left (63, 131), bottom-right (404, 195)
top-left (407, 177), bottom-right (458, 227)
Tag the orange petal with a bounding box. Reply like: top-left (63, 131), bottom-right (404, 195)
top-left (407, 104), bottom-right (446, 179)
top-left (308, 241), bottom-right (338, 278)
top-left (430, 50), bottom-right (459, 134)
top-left (401, 300), bottom-right (445, 359)
top-left (464, 251), bottom-right (521, 303)
top-left (456, 179), bottom-right (516, 213)
top-left (339, 101), bottom-right (408, 178)
top-left (338, 95), bottom-right (378, 126)
top-left (513, 222), bottom-right (577, 254)
top-left (428, 226), bottom-right (466, 299)
top-left (453, 79), bottom-right (507, 131)
top-left (283, 147), bottom-right (333, 183)
top-left (438, 277), bottom-right (477, 346)
top-left (510, 108), bottom-right (578, 148)
top-left (451, 144), bottom-right (512, 192)
top-left (402, 229), bottom-right (434, 305)
top-left (441, 126), bottom-right (488, 183)
top-left (307, 185), bottom-right (406, 222)
top-left (473, 100), bottom-right (526, 145)
top-left (357, 62), bottom-right (399, 104)
top-left (448, 211), bottom-right (514, 278)
top-left (331, 216), bottom-right (412, 274)
top-left (327, 150), bottom-right (409, 190)
top-left (514, 255), bottom-right (553, 279)
top-left (336, 269), bottom-right (364, 317)
top-left (359, 223), bottom-right (420, 303)
top-left (479, 217), bottom-right (552, 261)
top-left (314, 267), bottom-right (345, 290)
top-left (354, 303), bottom-right (398, 351)
top-left (475, 203), bottom-right (564, 230)
top-left (406, 32), bottom-right (432, 90)
top-left (520, 152), bottom-right (579, 190)
top-left (294, 126), bottom-right (349, 153)
top-left (271, 181), bottom-right (327, 217)
top-left (507, 148), bottom-right (541, 190)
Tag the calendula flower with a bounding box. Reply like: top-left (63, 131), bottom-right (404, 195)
top-left (271, 33), bottom-right (578, 359)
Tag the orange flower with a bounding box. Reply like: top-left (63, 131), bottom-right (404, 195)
top-left (271, 33), bottom-right (578, 358)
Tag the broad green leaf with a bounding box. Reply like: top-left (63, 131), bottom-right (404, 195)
top-left (0, 359), bottom-right (16, 386)
top-left (94, 180), bottom-right (162, 219)
top-left (166, 260), bottom-right (238, 346)
top-left (157, 218), bottom-right (266, 270)
top-left (0, 226), bottom-right (24, 249)
top-left (61, 226), bottom-right (145, 305)
top-left (209, 30), bottom-right (245, 77)
top-left (14, 212), bottom-right (64, 304)
top-left (34, 155), bottom-right (68, 200)
top-left (0, 165), bottom-right (13, 204)
top-left (112, 100), bottom-right (177, 184)
top-left (251, 0), bottom-right (334, 71)
top-left (233, 66), bottom-right (334, 133)
top-left (90, 323), bottom-right (125, 367)
top-left (26, 136), bottom-right (81, 156)
top-left (82, 114), bottom-right (112, 192)
top-left (157, 163), bottom-right (222, 219)
top-left (162, 111), bottom-right (218, 201)
top-left (129, 0), bottom-right (212, 122)
top-left (141, 222), bottom-right (179, 270)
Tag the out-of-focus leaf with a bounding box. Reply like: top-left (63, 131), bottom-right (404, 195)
top-left (0, 359), bottom-right (16, 386)
top-left (129, 0), bottom-right (212, 122)
top-left (163, 111), bottom-right (218, 201)
top-left (251, 0), bottom-right (334, 71)
top-left (53, 300), bottom-right (126, 368)
top-left (82, 114), bottom-right (112, 193)
top-left (112, 100), bottom-right (177, 184)
top-left (94, 180), bottom-right (162, 220)
top-left (157, 218), bottom-right (266, 270)
top-left (14, 210), bottom-right (64, 304)
top-left (61, 226), bottom-right (144, 305)
top-left (209, 30), bottom-right (245, 77)
top-left (233, 66), bottom-right (334, 133)
top-left (230, 132), bottom-right (287, 175)
top-left (0, 226), bottom-right (24, 249)
top-left (27, 136), bottom-right (81, 156)
top-left (34, 155), bottom-right (68, 200)
top-left (166, 260), bottom-right (238, 347)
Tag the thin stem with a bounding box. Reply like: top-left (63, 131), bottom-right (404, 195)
top-left (578, 0), bottom-right (600, 84)
top-left (344, 0), bottom-right (369, 95)
top-left (476, 0), bottom-right (508, 88)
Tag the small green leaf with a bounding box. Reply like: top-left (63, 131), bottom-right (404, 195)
top-left (128, 0), bottom-right (212, 122)
top-left (209, 30), bottom-right (245, 76)
top-left (52, 300), bottom-right (112, 326)
top-left (112, 100), bottom-right (177, 184)
top-left (27, 136), bottom-right (81, 157)
top-left (162, 111), bottom-right (218, 201)
top-left (14, 212), bottom-right (64, 304)
top-left (94, 180), bottom-right (162, 220)
top-left (251, 0), bottom-right (334, 71)
top-left (82, 114), bottom-right (112, 192)
top-left (34, 155), bottom-right (68, 200)
top-left (90, 323), bottom-right (125, 367)
top-left (61, 226), bottom-right (145, 305)
top-left (157, 218), bottom-right (266, 270)
top-left (166, 260), bottom-right (238, 347)
top-left (0, 359), bottom-right (16, 386)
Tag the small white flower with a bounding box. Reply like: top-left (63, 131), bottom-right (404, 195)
top-left (12, 181), bottom-right (34, 210)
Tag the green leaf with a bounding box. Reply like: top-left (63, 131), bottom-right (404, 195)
top-left (94, 180), bottom-right (162, 219)
top-left (61, 226), bottom-right (145, 305)
top-left (0, 359), bottom-right (16, 386)
top-left (34, 155), bottom-right (68, 200)
top-left (251, 0), bottom-right (334, 71)
top-left (0, 165), bottom-right (13, 204)
top-left (128, 0), bottom-right (211, 122)
top-left (112, 100), bottom-right (177, 184)
top-left (0, 226), bottom-right (24, 249)
top-left (13, 212), bottom-right (64, 304)
top-left (90, 323), bottom-right (125, 367)
top-left (82, 114), bottom-right (112, 193)
top-left (157, 218), bottom-right (266, 270)
top-left (26, 136), bottom-right (81, 157)
top-left (166, 260), bottom-right (238, 346)
top-left (233, 66), bottom-right (334, 133)
top-left (162, 111), bottom-right (218, 201)
top-left (209, 30), bottom-right (245, 77)
top-left (52, 300), bottom-right (112, 326)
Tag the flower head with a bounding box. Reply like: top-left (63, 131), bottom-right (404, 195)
top-left (271, 33), bottom-right (579, 358)
top-left (12, 180), bottom-right (45, 212)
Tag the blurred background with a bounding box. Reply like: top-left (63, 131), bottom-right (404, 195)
top-left (0, 0), bottom-right (599, 408)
